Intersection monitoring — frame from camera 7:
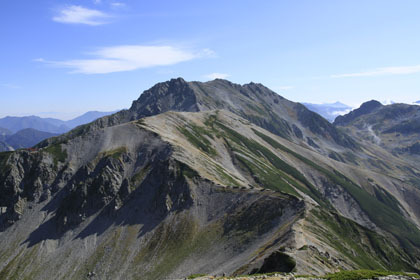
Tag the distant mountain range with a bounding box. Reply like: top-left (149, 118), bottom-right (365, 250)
top-left (0, 128), bottom-right (58, 151)
top-left (0, 110), bottom-right (118, 151)
top-left (0, 110), bottom-right (118, 134)
top-left (302, 102), bottom-right (352, 122)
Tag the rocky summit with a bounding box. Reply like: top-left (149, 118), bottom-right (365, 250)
top-left (1, 78), bottom-right (420, 280)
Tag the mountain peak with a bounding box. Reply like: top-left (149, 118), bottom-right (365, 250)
top-left (75, 78), bottom-right (355, 151)
top-left (334, 100), bottom-right (382, 126)
top-left (359, 100), bottom-right (383, 111)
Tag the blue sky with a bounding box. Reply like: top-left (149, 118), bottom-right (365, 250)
top-left (1, 0), bottom-right (420, 119)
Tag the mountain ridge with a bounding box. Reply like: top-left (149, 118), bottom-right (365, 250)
top-left (334, 100), bottom-right (383, 126)
top-left (0, 110), bottom-right (118, 134)
top-left (45, 78), bottom-right (357, 154)
top-left (1, 78), bottom-right (420, 279)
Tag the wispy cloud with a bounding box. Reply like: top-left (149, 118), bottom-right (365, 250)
top-left (199, 48), bottom-right (217, 58)
top-left (38, 45), bottom-right (214, 74)
top-left (331, 64), bottom-right (420, 78)
top-left (204, 73), bottom-right (230, 80)
top-left (53, 5), bottom-right (110, 25)
top-left (332, 109), bottom-right (352, 116)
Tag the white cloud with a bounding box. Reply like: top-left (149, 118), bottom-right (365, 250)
top-left (331, 65), bottom-right (420, 78)
top-left (53, 5), bottom-right (110, 26)
top-left (38, 45), bottom-right (214, 74)
top-left (331, 109), bottom-right (351, 116)
top-left (204, 73), bottom-right (230, 80)
top-left (199, 48), bottom-right (217, 58)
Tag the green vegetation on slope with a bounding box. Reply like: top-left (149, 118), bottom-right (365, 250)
top-left (213, 121), bottom-right (327, 207)
top-left (235, 153), bottom-right (299, 196)
top-left (253, 128), bottom-right (420, 257)
top-left (177, 123), bottom-right (217, 156)
top-left (102, 146), bottom-right (127, 159)
top-left (311, 208), bottom-right (414, 271)
top-left (178, 161), bottom-right (200, 179)
top-left (324, 270), bottom-right (419, 280)
top-left (373, 186), bottom-right (403, 214)
top-left (0, 151), bottom-right (12, 172)
top-left (133, 215), bottom-right (222, 280)
top-left (44, 143), bottom-right (67, 167)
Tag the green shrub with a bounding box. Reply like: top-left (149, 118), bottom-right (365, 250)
top-left (324, 269), bottom-right (419, 280)
top-left (44, 144), bottom-right (67, 167)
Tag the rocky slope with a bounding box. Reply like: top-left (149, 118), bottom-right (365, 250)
top-left (188, 272), bottom-right (420, 280)
top-left (334, 101), bottom-right (420, 165)
top-left (1, 79), bottom-right (420, 279)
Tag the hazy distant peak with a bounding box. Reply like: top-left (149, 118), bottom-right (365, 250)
top-left (331, 101), bottom-right (350, 107)
top-left (0, 111), bottom-right (117, 134)
top-left (302, 102), bottom-right (352, 122)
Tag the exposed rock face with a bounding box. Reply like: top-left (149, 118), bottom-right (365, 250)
top-left (1, 79), bottom-right (420, 279)
top-left (186, 274), bottom-right (419, 280)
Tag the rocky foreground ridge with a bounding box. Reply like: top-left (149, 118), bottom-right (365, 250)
top-left (0, 78), bottom-right (420, 279)
top-left (188, 274), bottom-right (419, 280)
